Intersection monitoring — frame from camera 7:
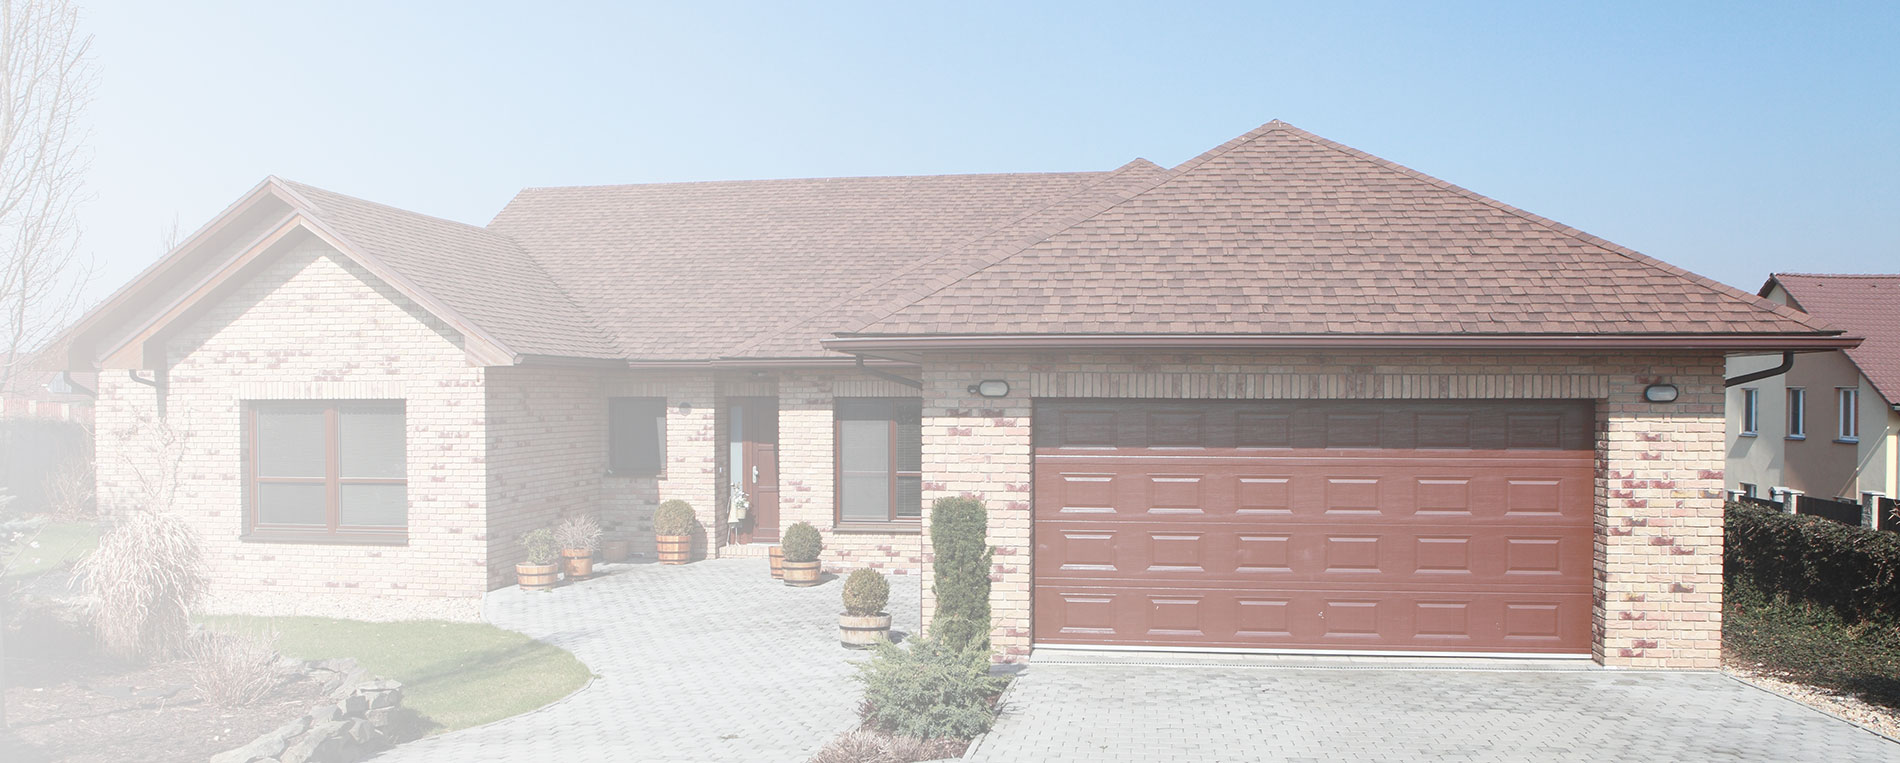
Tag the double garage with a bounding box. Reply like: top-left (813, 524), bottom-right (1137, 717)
top-left (1030, 398), bottom-right (1596, 656)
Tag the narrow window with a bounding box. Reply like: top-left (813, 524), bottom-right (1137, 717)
top-left (609, 397), bottom-right (667, 475)
top-left (246, 400), bottom-right (407, 543)
top-left (1740, 388), bottom-right (1759, 436)
top-left (1838, 388), bottom-right (1859, 442)
top-left (835, 398), bottom-right (922, 524)
top-left (1787, 388), bottom-right (1805, 439)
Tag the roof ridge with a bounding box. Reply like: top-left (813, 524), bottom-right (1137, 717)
top-left (508, 169), bottom-right (1111, 195)
top-left (1773, 272), bottom-right (1900, 279)
top-left (720, 159), bottom-right (1165, 357)
top-left (1260, 125), bottom-right (1836, 334)
top-left (275, 178), bottom-right (503, 238)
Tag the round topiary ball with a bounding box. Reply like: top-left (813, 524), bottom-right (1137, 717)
top-left (653, 500), bottom-right (697, 537)
top-left (782, 521), bottom-right (822, 563)
top-left (842, 568), bottom-right (890, 616)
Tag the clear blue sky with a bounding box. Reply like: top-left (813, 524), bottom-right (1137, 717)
top-left (77, 1), bottom-right (1898, 306)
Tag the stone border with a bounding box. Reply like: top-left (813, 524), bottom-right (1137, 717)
top-left (210, 658), bottom-right (406, 763)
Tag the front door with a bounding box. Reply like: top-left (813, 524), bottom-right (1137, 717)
top-left (731, 398), bottom-right (781, 543)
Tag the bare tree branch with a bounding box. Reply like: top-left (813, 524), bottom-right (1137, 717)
top-left (0, 0), bottom-right (94, 397)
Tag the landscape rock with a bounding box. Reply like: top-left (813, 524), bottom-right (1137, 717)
top-left (209, 663), bottom-right (407, 763)
top-left (335, 692), bottom-right (368, 717)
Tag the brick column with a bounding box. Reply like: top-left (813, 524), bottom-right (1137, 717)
top-left (1596, 357), bottom-right (1726, 669)
top-left (920, 359), bottom-right (1034, 661)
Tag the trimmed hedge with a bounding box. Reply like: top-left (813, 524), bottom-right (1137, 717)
top-left (843, 568), bottom-right (890, 616)
top-left (653, 500), bottom-right (698, 537)
top-left (1725, 500), bottom-right (1900, 624)
top-left (930, 496), bottom-right (992, 651)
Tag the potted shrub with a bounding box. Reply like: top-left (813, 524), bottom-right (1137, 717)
top-left (653, 500), bottom-right (697, 565)
top-left (555, 514), bottom-right (603, 579)
top-left (517, 528), bottom-right (559, 591)
top-left (781, 521), bottom-right (823, 586)
top-left (838, 568), bottom-right (891, 648)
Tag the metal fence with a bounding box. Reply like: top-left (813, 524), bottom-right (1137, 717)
top-left (1793, 494), bottom-right (1865, 527)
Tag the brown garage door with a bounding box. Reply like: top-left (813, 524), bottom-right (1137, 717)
top-left (1034, 399), bottom-right (1595, 655)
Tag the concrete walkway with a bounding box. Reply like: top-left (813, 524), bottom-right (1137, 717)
top-left (966, 653), bottom-right (1900, 762)
top-left (371, 558), bottom-right (920, 763)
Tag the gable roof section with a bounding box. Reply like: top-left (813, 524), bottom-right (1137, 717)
top-left (487, 170), bottom-right (1113, 360)
top-left (60, 177), bottom-right (618, 370)
top-left (1769, 273), bottom-right (1900, 404)
top-left (832, 121), bottom-right (1843, 349)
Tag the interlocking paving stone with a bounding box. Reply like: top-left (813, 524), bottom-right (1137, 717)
top-left (966, 661), bottom-right (1900, 762)
top-left (369, 558), bottom-right (920, 763)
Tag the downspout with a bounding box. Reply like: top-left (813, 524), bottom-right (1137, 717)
top-left (1724, 351), bottom-right (1795, 388)
top-left (128, 368), bottom-right (166, 418)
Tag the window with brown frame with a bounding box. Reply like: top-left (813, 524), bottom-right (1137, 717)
top-left (245, 400), bottom-right (407, 544)
top-left (608, 397), bottom-right (666, 475)
top-left (835, 398), bottom-right (921, 525)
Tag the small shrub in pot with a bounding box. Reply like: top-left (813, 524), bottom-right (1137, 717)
top-left (839, 568), bottom-right (892, 648)
top-left (780, 521), bottom-right (823, 586)
top-left (517, 528), bottom-right (560, 591)
top-left (653, 500), bottom-right (697, 564)
top-left (554, 514), bottom-right (603, 579)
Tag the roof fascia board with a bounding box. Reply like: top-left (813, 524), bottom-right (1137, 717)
top-left (822, 334), bottom-right (1863, 353)
top-left (100, 211), bottom-right (306, 368)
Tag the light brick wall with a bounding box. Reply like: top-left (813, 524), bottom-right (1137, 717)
top-left (486, 366), bottom-right (605, 586)
top-left (602, 372), bottom-right (720, 559)
top-left (97, 236), bottom-right (489, 621)
top-left (914, 350), bottom-right (1727, 667)
top-left (775, 371), bottom-right (924, 575)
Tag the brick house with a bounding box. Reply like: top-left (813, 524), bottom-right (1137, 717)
top-left (51, 122), bottom-right (1851, 666)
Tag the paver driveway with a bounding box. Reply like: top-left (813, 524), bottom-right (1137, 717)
top-left (371, 557), bottom-right (919, 763)
top-left (966, 654), bottom-right (1900, 762)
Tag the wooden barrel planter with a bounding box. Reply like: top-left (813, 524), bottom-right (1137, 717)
top-left (769, 546), bottom-right (784, 579)
top-left (838, 613), bottom-right (891, 648)
top-left (562, 549), bottom-right (594, 579)
top-left (657, 535), bottom-right (691, 565)
top-left (781, 559), bottom-right (821, 586)
top-left (516, 563), bottom-right (558, 591)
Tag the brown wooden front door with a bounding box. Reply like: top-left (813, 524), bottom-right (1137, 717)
top-left (1032, 398), bottom-right (1595, 655)
top-left (732, 398), bottom-right (780, 544)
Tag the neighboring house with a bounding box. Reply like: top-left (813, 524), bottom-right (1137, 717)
top-left (49, 121), bottom-right (1852, 668)
top-left (1726, 274), bottom-right (1900, 512)
top-left (1, 355), bottom-right (95, 424)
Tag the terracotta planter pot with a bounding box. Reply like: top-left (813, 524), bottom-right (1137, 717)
top-left (781, 559), bottom-right (821, 587)
top-left (562, 549), bottom-right (594, 579)
top-left (769, 546), bottom-right (784, 579)
top-left (601, 539), bottom-right (631, 563)
top-left (516, 562), bottom-right (558, 591)
top-left (657, 534), bottom-right (692, 565)
top-left (839, 612), bottom-right (892, 649)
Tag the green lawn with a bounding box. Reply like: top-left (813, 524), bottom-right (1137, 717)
top-left (204, 616), bottom-right (593, 735)
top-left (1, 520), bottom-right (98, 583)
top-left (1725, 577), bottom-right (1900, 711)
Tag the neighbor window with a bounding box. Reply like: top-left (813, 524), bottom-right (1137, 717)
top-left (1786, 388), bottom-right (1805, 439)
top-left (835, 398), bottom-right (922, 524)
top-left (1740, 483), bottom-right (1759, 498)
top-left (1838, 387), bottom-right (1859, 442)
top-left (609, 397), bottom-right (666, 475)
top-left (246, 400), bottom-right (406, 543)
top-left (1740, 388), bottom-right (1759, 436)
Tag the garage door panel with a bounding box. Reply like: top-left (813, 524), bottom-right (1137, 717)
top-left (1034, 584), bottom-right (1592, 652)
top-left (1034, 398), bottom-right (1595, 655)
top-left (1036, 521), bottom-right (1593, 587)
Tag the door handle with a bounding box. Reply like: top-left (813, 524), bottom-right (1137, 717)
top-left (752, 465), bottom-right (759, 484)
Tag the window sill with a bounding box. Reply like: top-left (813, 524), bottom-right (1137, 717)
top-left (830, 522), bottom-right (921, 535)
top-left (1836, 438), bottom-right (1860, 445)
top-left (1786, 435), bottom-right (1806, 441)
top-left (242, 530), bottom-right (409, 546)
top-left (1739, 432), bottom-right (1757, 438)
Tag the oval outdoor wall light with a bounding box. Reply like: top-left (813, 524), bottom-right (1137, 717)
top-left (968, 380), bottom-right (1011, 398)
top-left (1644, 384), bottom-right (1680, 403)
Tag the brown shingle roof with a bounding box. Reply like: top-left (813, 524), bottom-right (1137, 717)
top-left (844, 121), bottom-right (1833, 339)
top-left (280, 181), bottom-right (621, 359)
top-left (487, 171), bottom-right (1114, 359)
top-left (1770, 273), bottom-right (1900, 404)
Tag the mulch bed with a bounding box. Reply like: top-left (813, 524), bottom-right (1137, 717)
top-left (2, 652), bottom-right (326, 763)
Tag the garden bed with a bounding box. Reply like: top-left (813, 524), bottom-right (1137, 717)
top-left (1723, 576), bottom-right (1900, 738)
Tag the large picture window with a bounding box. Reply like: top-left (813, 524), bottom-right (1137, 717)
top-left (609, 397), bottom-right (667, 475)
top-left (835, 398), bottom-right (921, 525)
top-left (246, 400), bottom-right (406, 543)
